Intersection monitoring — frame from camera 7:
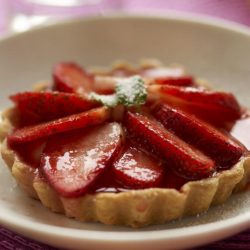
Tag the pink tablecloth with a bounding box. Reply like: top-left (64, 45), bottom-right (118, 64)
top-left (0, 0), bottom-right (250, 249)
top-left (126, 0), bottom-right (250, 26)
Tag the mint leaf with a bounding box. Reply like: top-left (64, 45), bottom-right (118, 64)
top-left (116, 76), bottom-right (147, 106)
top-left (89, 92), bottom-right (118, 107)
top-left (90, 75), bottom-right (147, 107)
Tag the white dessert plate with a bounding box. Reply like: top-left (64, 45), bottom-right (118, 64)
top-left (0, 13), bottom-right (250, 250)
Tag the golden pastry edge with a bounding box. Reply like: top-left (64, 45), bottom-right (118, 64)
top-left (1, 108), bottom-right (250, 228)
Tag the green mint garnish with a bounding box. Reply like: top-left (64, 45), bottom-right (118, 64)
top-left (116, 76), bottom-right (147, 106)
top-left (90, 75), bottom-right (147, 107)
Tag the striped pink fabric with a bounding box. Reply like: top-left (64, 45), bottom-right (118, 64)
top-left (126, 0), bottom-right (250, 26)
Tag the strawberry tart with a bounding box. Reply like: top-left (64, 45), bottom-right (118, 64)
top-left (0, 60), bottom-right (250, 227)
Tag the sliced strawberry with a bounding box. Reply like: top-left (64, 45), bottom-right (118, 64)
top-left (93, 76), bottom-right (118, 94)
top-left (10, 91), bottom-right (98, 126)
top-left (124, 111), bottom-right (215, 180)
top-left (154, 104), bottom-right (245, 168)
top-left (153, 76), bottom-right (194, 86)
top-left (113, 145), bottom-right (163, 188)
top-left (140, 67), bottom-right (194, 86)
top-left (10, 139), bottom-right (46, 168)
top-left (41, 123), bottom-right (124, 197)
top-left (53, 62), bottom-right (93, 94)
top-left (148, 85), bottom-right (242, 123)
top-left (8, 107), bottom-right (110, 146)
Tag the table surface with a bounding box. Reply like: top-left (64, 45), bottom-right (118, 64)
top-left (0, 0), bottom-right (250, 249)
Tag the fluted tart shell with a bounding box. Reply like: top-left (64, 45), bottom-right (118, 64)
top-left (1, 107), bottom-right (250, 228)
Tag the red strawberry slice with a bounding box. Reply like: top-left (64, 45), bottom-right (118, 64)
top-left (125, 111), bottom-right (215, 180)
top-left (148, 85), bottom-right (242, 123)
top-left (10, 91), bottom-right (98, 126)
top-left (154, 104), bottom-right (245, 168)
top-left (8, 107), bottom-right (110, 146)
top-left (53, 62), bottom-right (93, 94)
top-left (41, 123), bottom-right (124, 197)
top-left (93, 76), bottom-right (119, 94)
top-left (153, 76), bottom-right (194, 86)
top-left (113, 145), bottom-right (163, 188)
top-left (10, 139), bottom-right (46, 168)
top-left (141, 67), bottom-right (194, 86)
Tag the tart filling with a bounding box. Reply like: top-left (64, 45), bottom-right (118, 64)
top-left (1, 60), bottom-right (250, 227)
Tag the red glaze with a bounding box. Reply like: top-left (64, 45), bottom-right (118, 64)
top-left (11, 91), bottom-right (97, 126)
top-left (8, 107), bottom-right (110, 145)
top-left (92, 152), bottom-right (189, 191)
top-left (154, 104), bottom-right (245, 169)
top-left (7, 63), bottom-right (250, 197)
top-left (14, 115), bottom-right (250, 195)
top-left (124, 111), bottom-right (216, 180)
top-left (89, 168), bottom-right (127, 193)
top-left (9, 113), bottom-right (250, 195)
top-left (10, 139), bottom-right (46, 168)
top-left (162, 167), bottom-right (188, 190)
top-left (40, 123), bottom-right (124, 197)
top-left (113, 145), bottom-right (163, 188)
top-left (53, 62), bottom-right (93, 94)
top-left (148, 85), bottom-right (242, 125)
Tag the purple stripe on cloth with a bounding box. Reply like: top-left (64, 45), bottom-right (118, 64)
top-left (1, 226), bottom-right (250, 250)
top-left (0, 227), bottom-right (57, 250)
top-left (196, 229), bottom-right (250, 249)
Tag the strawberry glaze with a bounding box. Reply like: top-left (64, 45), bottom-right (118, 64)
top-left (6, 63), bottom-right (250, 196)
top-left (92, 115), bottom-right (250, 193)
top-left (11, 114), bottom-right (250, 194)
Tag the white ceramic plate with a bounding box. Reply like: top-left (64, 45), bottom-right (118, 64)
top-left (0, 13), bottom-right (250, 250)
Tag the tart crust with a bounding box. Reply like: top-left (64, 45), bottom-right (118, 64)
top-left (1, 108), bottom-right (250, 227)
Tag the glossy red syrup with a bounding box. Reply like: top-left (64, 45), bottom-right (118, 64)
top-left (93, 115), bottom-right (250, 192)
top-left (11, 139), bottom-right (45, 168)
top-left (89, 147), bottom-right (187, 193)
top-left (11, 114), bottom-right (250, 193)
top-left (8, 63), bottom-right (250, 194)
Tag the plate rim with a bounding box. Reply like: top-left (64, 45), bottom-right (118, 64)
top-left (1, 11), bottom-right (250, 43)
top-left (0, 12), bottom-right (250, 245)
top-left (0, 204), bottom-right (249, 241)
